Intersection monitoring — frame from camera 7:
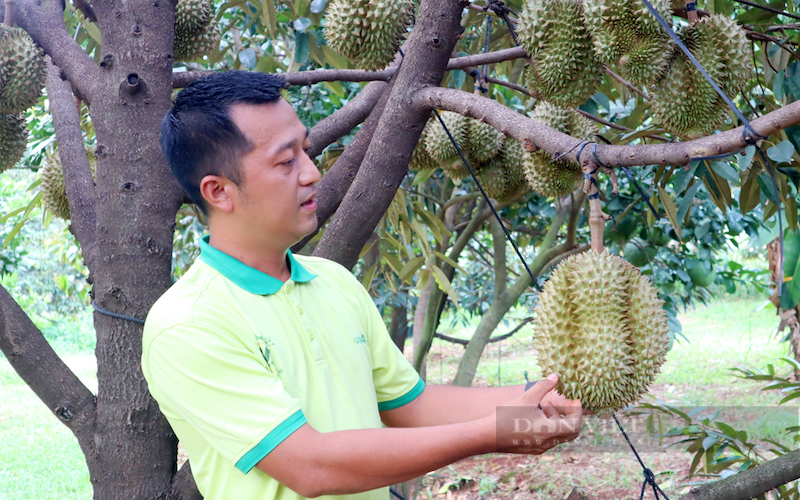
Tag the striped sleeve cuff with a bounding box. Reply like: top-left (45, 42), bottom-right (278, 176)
top-left (377, 378), bottom-right (425, 412)
top-left (235, 409), bottom-right (307, 474)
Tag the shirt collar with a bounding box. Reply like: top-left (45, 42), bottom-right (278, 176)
top-left (198, 235), bottom-right (316, 295)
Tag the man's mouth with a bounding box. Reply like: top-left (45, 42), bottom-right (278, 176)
top-left (301, 195), bottom-right (316, 208)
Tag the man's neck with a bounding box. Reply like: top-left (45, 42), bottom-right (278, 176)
top-left (207, 224), bottom-right (292, 282)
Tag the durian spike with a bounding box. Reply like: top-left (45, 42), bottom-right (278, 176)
top-left (581, 160), bottom-right (610, 254)
top-left (685, 0), bottom-right (698, 24)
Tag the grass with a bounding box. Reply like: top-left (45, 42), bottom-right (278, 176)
top-left (0, 298), bottom-right (796, 498)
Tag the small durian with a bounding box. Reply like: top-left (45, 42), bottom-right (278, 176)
top-left (582, 0), bottom-right (673, 87)
top-left (0, 26), bottom-right (46, 113)
top-left (40, 149), bottom-right (97, 220)
top-left (524, 102), bottom-right (597, 198)
top-left (475, 137), bottom-right (529, 202)
top-left (425, 111), bottom-right (468, 163)
top-left (409, 122), bottom-right (438, 171)
top-left (466, 119), bottom-right (503, 165)
top-left (517, 0), bottom-right (603, 107)
top-left (0, 113), bottom-right (27, 172)
top-left (532, 251), bottom-right (670, 416)
top-left (650, 15), bottom-right (751, 138)
top-left (174, 19), bottom-right (220, 61)
top-left (175, 0), bottom-right (214, 34)
top-left (325, 0), bottom-right (415, 71)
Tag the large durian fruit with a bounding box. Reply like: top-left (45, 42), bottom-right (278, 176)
top-left (325, 0), bottom-right (415, 71)
top-left (0, 113), bottom-right (28, 172)
top-left (475, 137), bottom-right (529, 202)
top-left (582, 0), bottom-right (673, 88)
top-left (533, 251), bottom-right (670, 416)
top-left (0, 26), bottom-right (46, 113)
top-left (40, 149), bottom-right (97, 220)
top-left (173, 0), bottom-right (219, 61)
top-left (650, 15), bottom-right (751, 138)
top-left (409, 122), bottom-right (439, 171)
top-left (523, 102), bottom-right (598, 198)
top-left (517, 0), bottom-right (603, 107)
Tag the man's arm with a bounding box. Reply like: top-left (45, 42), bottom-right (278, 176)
top-left (256, 376), bottom-right (581, 498)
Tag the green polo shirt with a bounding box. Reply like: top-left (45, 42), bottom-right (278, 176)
top-left (142, 237), bottom-right (424, 500)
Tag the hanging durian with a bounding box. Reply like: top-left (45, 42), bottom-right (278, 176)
top-left (582, 0), bottom-right (673, 87)
top-left (517, 0), bottom-right (603, 107)
top-left (0, 26), bottom-right (46, 113)
top-left (40, 149), bottom-right (97, 221)
top-left (475, 137), bottom-right (529, 202)
top-left (325, 0), bottom-right (415, 71)
top-left (466, 119), bottom-right (503, 165)
top-left (0, 113), bottom-right (27, 172)
top-left (523, 102), bottom-right (598, 198)
top-left (409, 122), bottom-right (438, 171)
top-left (173, 0), bottom-right (219, 61)
top-left (532, 251), bottom-right (670, 416)
top-left (650, 15), bottom-right (751, 138)
top-left (424, 111), bottom-right (468, 163)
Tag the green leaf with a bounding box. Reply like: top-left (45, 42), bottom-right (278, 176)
top-left (658, 186), bottom-right (681, 241)
top-left (293, 32), bottom-right (310, 66)
top-left (702, 435), bottom-right (719, 450)
top-left (677, 182), bottom-right (700, 225)
top-left (739, 170), bottom-right (760, 215)
top-left (432, 251), bottom-right (465, 274)
top-left (431, 264), bottom-right (459, 308)
top-left (293, 17), bottom-right (311, 32)
top-left (715, 422), bottom-right (739, 440)
top-left (321, 45), bottom-right (350, 69)
top-left (398, 256), bottom-right (425, 282)
top-left (775, 69), bottom-right (786, 102)
top-left (239, 48), bottom-right (257, 70)
top-left (738, 145), bottom-right (757, 172)
top-left (261, 0), bottom-right (277, 37)
top-left (450, 70), bottom-right (467, 90)
top-left (711, 161), bottom-right (739, 183)
top-left (768, 140), bottom-right (796, 164)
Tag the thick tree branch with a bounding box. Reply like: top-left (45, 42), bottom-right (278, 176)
top-left (169, 462), bottom-right (202, 500)
top-left (445, 46), bottom-right (528, 71)
top-left (490, 217), bottom-right (507, 296)
top-left (680, 449), bottom-right (800, 500)
top-left (312, 0), bottom-right (466, 269)
top-left (0, 286), bottom-right (97, 452)
top-left (307, 81), bottom-right (388, 158)
top-left (293, 79), bottom-right (394, 253)
top-left (14, 0), bottom-right (100, 103)
top-left (46, 61), bottom-right (98, 274)
top-left (416, 87), bottom-right (800, 168)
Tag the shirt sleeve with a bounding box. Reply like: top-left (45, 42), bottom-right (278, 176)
top-left (349, 277), bottom-right (424, 411)
top-left (142, 321), bottom-right (306, 474)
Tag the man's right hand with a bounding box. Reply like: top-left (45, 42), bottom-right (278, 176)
top-left (493, 373), bottom-right (583, 455)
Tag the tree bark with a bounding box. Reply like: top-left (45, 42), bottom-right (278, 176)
top-left (680, 449), bottom-right (800, 500)
top-left (415, 87), bottom-right (800, 168)
top-left (312, 0), bottom-right (465, 269)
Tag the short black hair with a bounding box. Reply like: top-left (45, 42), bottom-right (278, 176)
top-left (160, 70), bottom-right (288, 213)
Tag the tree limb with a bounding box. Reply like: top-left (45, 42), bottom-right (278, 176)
top-left (168, 462), bottom-right (202, 500)
top-left (415, 86), bottom-right (800, 168)
top-left (46, 61), bottom-right (98, 274)
top-left (490, 217), bottom-right (507, 297)
top-left (14, 0), bottom-right (100, 103)
top-left (292, 79), bottom-right (394, 253)
top-left (680, 449), bottom-right (800, 500)
top-left (0, 285), bottom-right (97, 454)
top-left (307, 81), bottom-right (388, 159)
top-left (433, 317), bottom-right (533, 347)
top-left (172, 46), bottom-right (528, 89)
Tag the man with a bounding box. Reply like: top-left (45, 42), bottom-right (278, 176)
top-left (143, 70), bottom-right (583, 500)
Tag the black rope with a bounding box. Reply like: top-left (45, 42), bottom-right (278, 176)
top-left (612, 414), bottom-right (671, 500)
top-left (92, 300), bottom-right (146, 325)
top-left (639, 0), bottom-right (783, 295)
top-left (730, 0), bottom-right (800, 21)
top-left (432, 109), bottom-right (543, 292)
top-left (390, 488), bottom-right (408, 500)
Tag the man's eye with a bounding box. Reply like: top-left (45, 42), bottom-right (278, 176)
top-left (282, 157), bottom-right (295, 166)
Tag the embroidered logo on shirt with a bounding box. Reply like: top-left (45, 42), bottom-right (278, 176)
top-left (353, 334), bottom-right (367, 345)
top-left (255, 335), bottom-right (278, 373)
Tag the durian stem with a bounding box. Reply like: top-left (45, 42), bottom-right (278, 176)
top-left (685, 0), bottom-right (699, 24)
top-left (582, 161), bottom-right (610, 254)
top-left (4, 0), bottom-right (14, 27)
top-left (603, 66), bottom-right (649, 101)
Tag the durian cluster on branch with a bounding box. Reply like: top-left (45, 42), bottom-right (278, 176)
top-left (173, 0), bottom-right (220, 62)
top-left (0, 26), bottom-right (45, 172)
top-left (40, 148), bottom-right (97, 221)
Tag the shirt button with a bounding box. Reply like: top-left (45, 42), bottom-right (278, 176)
top-left (297, 306), bottom-right (304, 315)
top-left (285, 282), bottom-right (293, 294)
top-left (308, 331), bottom-right (315, 340)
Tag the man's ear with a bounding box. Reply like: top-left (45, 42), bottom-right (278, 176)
top-left (200, 175), bottom-right (236, 213)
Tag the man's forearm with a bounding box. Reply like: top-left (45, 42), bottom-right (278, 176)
top-left (258, 418), bottom-right (495, 497)
top-left (381, 383), bottom-right (527, 427)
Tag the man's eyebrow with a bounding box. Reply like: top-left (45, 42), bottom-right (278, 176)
top-left (273, 127), bottom-right (310, 156)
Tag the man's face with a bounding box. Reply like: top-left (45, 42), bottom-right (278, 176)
top-left (227, 100), bottom-right (320, 248)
